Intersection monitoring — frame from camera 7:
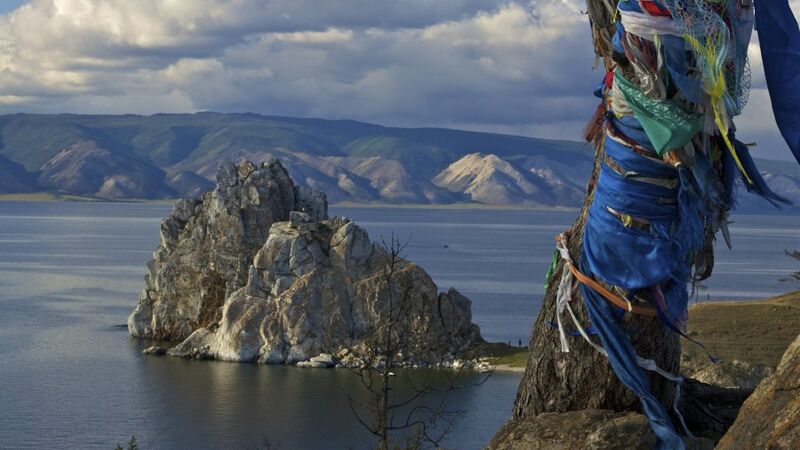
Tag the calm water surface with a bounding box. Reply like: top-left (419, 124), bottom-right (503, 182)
top-left (0, 201), bottom-right (796, 449)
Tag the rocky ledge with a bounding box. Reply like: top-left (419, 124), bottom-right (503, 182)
top-left (129, 159), bottom-right (481, 365)
top-left (487, 409), bottom-right (715, 450)
top-left (716, 333), bottom-right (800, 449)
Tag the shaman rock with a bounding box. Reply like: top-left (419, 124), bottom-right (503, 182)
top-left (166, 216), bottom-right (481, 364)
top-left (130, 158), bottom-right (481, 365)
top-left (128, 159), bottom-right (327, 340)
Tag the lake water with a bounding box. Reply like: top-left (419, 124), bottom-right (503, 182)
top-left (0, 201), bottom-right (797, 449)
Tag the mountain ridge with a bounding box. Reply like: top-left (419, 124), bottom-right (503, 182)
top-left (0, 112), bottom-right (796, 212)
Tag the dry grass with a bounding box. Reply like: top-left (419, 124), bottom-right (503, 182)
top-left (478, 342), bottom-right (529, 368)
top-left (0, 192), bottom-right (102, 202)
top-left (481, 290), bottom-right (800, 371)
top-left (683, 290), bottom-right (800, 368)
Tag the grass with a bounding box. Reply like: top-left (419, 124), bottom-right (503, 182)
top-left (479, 290), bottom-right (800, 371)
top-left (477, 342), bottom-right (529, 369)
top-left (683, 290), bottom-right (800, 367)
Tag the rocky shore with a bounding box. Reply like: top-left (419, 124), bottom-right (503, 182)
top-left (129, 159), bottom-right (482, 367)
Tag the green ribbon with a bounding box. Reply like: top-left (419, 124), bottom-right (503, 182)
top-left (614, 70), bottom-right (703, 155)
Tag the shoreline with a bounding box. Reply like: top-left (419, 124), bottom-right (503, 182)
top-left (0, 192), bottom-right (177, 204)
top-left (0, 192), bottom-right (579, 211)
top-left (491, 364), bottom-right (526, 373)
top-left (1, 194), bottom-right (796, 216)
top-left (330, 201), bottom-right (579, 212)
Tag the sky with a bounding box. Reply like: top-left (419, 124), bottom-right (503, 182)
top-left (0, 0), bottom-right (797, 161)
top-left (0, 1), bottom-right (26, 14)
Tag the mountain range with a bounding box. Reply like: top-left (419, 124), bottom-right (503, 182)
top-left (0, 112), bottom-right (796, 212)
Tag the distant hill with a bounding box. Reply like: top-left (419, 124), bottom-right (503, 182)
top-left (0, 154), bottom-right (37, 193)
top-left (433, 153), bottom-right (591, 207)
top-left (0, 112), bottom-right (796, 212)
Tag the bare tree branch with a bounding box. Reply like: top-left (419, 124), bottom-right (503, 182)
top-left (343, 233), bottom-right (489, 449)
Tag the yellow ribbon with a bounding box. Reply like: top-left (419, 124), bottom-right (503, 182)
top-left (684, 34), bottom-right (753, 185)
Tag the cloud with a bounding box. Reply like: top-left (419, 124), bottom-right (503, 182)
top-left (0, 0), bottom-right (796, 160)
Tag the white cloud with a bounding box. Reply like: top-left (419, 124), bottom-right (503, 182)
top-left (0, 1), bottom-right (596, 130)
top-left (0, 0), bottom-right (796, 159)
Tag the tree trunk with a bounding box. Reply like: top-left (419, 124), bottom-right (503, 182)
top-left (505, 0), bottom-right (681, 421)
top-left (511, 136), bottom-right (680, 420)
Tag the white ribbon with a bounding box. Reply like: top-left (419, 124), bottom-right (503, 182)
top-left (619, 9), bottom-right (682, 39)
top-left (555, 233), bottom-right (575, 353)
top-left (557, 267), bottom-right (694, 438)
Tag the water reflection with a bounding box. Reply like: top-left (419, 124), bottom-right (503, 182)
top-left (128, 338), bottom-right (514, 449)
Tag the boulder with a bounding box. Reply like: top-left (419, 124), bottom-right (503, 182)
top-left (486, 409), bottom-right (713, 450)
top-left (142, 346), bottom-right (167, 356)
top-left (311, 353), bottom-right (336, 366)
top-left (716, 334), bottom-right (800, 449)
top-left (297, 354), bottom-right (336, 368)
top-left (690, 360), bottom-right (774, 391)
top-left (296, 361), bottom-right (328, 368)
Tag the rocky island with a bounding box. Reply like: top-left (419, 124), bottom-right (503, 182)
top-left (128, 159), bottom-right (481, 366)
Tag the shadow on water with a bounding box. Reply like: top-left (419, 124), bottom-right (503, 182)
top-left (126, 338), bottom-right (515, 450)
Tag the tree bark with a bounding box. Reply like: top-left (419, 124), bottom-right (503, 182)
top-left (511, 136), bottom-right (680, 420)
top-left (505, 0), bottom-right (682, 421)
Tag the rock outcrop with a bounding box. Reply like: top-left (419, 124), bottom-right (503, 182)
top-left (486, 409), bottom-right (714, 450)
top-left (128, 159), bottom-right (327, 340)
top-left (130, 159), bottom-right (481, 365)
top-left (164, 213), bottom-right (480, 364)
top-left (689, 359), bottom-right (774, 391)
top-left (716, 334), bottom-right (800, 449)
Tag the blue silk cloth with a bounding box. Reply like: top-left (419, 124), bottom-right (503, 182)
top-left (580, 116), bottom-right (702, 450)
top-left (755, 0), bottom-right (800, 163)
top-left (571, 2), bottom-right (800, 447)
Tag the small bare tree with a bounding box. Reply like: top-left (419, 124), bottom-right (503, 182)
top-left (781, 250), bottom-right (800, 285)
top-left (346, 233), bottom-right (491, 450)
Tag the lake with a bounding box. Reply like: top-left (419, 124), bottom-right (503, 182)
top-left (0, 201), bottom-right (797, 449)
